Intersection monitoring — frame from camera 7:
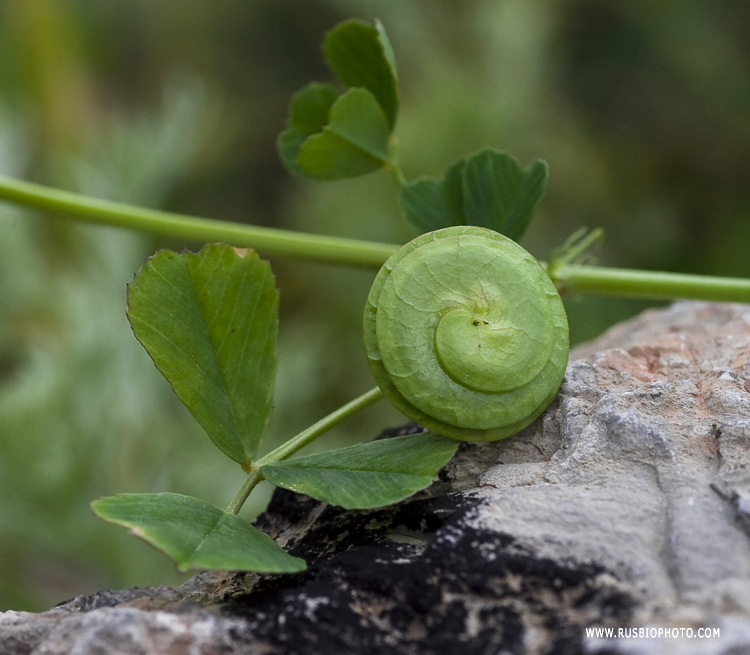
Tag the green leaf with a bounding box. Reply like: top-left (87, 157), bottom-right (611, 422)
top-left (289, 82), bottom-right (341, 134)
top-left (323, 18), bottom-right (399, 130)
top-left (399, 148), bottom-right (548, 242)
top-left (92, 493), bottom-right (305, 573)
top-left (260, 433), bottom-right (458, 510)
top-left (398, 179), bottom-right (452, 234)
top-left (296, 87), bottom-right (391, 180)
top-left (127, 244), bottom-right (278, 466)
top-left (398, 160), bottom-right (466, 234)
top-left (277, 82), bottom-right (340, 177)
top-left (277, 19), bottom-right (399, 181)
top-left (462, 149), bottom-right (548, 241)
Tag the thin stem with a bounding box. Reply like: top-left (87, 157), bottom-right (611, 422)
top-left (226, 387), bottom-right (384, 515)
top-left (225, 470), bottom-right (263, 516)
top-left (254, 386), bottom-right (384, 468)
top-left (0, 175), bottom-right (398, 268)
top-left (552, 264), bottom-right (750, 303)
top-left (388, 158), bottom-right (407, 188)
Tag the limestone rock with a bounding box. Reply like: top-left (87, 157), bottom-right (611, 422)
top-left (2, 302), bottom-right (750, 655)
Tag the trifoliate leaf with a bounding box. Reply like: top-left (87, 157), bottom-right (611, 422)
top-left (261, 433), bottom-right (457, 509)
top-left (127, 245), bottom-right (278, 466)
top-left (92, 493), bottom-right (305, 573)
top-left (296, 87), bottom-right (391, 180)
top-left (399, 148), bottom-right (548, 242)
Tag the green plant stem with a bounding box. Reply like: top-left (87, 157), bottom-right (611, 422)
top-left (2, 176), bottom-right (749, 302)
top-left (0, 175), bottom-right (398, 268)
top-left (225, 386), bottom-right (384, 515)
top-left (552, 264), bottom-right (750, 303)
top-left (388, 157), bottom-right (407, 187)
top-left (225, 470), bottom-right (264, 516)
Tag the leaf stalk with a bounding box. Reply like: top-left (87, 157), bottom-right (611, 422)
top-left (226, 386), bottom-right (384, 515)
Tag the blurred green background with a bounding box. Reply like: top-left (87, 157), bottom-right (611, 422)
top-left (1, 0), bottom-right (748, 611)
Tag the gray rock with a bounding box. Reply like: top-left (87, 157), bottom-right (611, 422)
top-left (2, 302), bottom-right (750, 655)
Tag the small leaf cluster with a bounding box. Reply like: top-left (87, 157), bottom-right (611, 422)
top-left (94, 244), bottom-right (456, 573)
top-left (276, 19), bottom-right (548, 244)
top-left (400, 148), bottom-right (548, 241)
top-left (278, 19), bottom-right (399, 180)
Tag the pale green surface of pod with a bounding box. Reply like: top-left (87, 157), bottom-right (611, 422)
top-left (364, 226), bottom-right (569, 442)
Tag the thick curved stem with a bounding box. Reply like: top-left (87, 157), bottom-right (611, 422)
top-left (551, 264), bottom-right (750, 303)
top-left (2, 175), bottom-right (749, 302)
top-left (0, 176), bottom-right (398, 268)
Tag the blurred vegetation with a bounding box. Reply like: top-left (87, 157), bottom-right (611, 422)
top-left (0, 0), bottom-right (748, 611)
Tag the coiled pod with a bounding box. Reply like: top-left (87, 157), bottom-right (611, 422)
top-left (364, 226), bottom-right (569, 441)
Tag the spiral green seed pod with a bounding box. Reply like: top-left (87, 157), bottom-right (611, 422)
top-left (364, 225), bottom-right (569, 442)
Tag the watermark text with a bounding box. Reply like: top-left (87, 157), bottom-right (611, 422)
top-left (586, 626), bottom-right (720, 639)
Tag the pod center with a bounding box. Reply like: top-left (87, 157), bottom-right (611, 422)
top-left (435, 307), bottom-right (548, 393)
